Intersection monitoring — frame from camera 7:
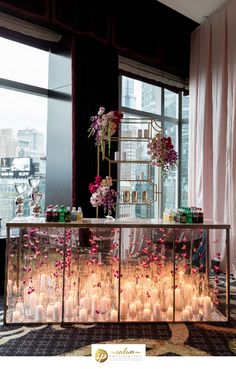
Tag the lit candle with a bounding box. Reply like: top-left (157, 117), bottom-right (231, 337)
top-left (120, 300), bottom-right (127, 319)
top-left (91, 295), bottom-right (99, 311)
top-left (193, 314), bottom-right (200, 321)
top-left (179, 271), bottom-right (185, 280)
top-left (79, 308), bottom-right (88, 321)
top-left (192, 296), bottom-right (199, 314)
top-left (153, 303), bottom-right (161, 320)
top-left (35, 304), bottom-right (44, 321)
top-left (65, 298), bottom-right (73, 317)
top-left (83, 296), bottom-right (91, 312)
top-left (166, 288), bottom-right (173, 306)
top-left (29, 293), bottom-right (38, 316)
top-left (129, 303), bottom-right (137, 318)
top-left (135, 300), bottom-right (143, 314)
top-left (167, 307), bottom-right (173, 321)
top-left (175, 288), bottom-right (182, 310)
top-left (40, 274), bottom-right (46, 290)
top-left (46, 305), bottom-right (53, 321)
top-left (143, 308), bottom-right (151, 321)
top-left (182, 309), bottom-right (190, 320)
top-left (13, 284), bottom-right (18, 296)
top-left (110, 309), bottom-right (118, 321)
top-left (144, 302), bottom-right (151, 310)
top-left (52, 305), bottom-right (60, 322)
top-left (101, 297), bottom-right (110, 314)
top-left (12, 310), bottom-right (21, 322)
top-left (203, 296), bottom-right (212, 320)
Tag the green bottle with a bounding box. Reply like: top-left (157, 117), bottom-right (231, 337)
top-left (65, 206), bottom-right (71, 222)
top-left (59, 205), bottom-right (66, 222)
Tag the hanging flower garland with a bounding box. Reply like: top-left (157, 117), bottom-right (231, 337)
top-left (88, 107), bottom-right (123, 159)
top-left (147, 132), bottom-right (178, 175)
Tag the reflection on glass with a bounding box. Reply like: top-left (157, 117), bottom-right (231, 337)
top-left (163, 122), bottom-right (178, 211)
top-left (164, 89), bottom-right (178, 119)
top-left (121, 76), bottom-right (161, 115)
top-left (14, 182), bottom-right (27, 217)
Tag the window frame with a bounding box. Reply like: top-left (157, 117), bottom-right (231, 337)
top-left (118, 73), bottom-right (188, 216)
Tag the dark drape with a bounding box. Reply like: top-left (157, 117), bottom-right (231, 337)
top-left (72, 36), bottom-right (119, 217)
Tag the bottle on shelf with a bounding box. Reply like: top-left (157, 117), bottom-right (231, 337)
top-left (76, 207), bottom-right (83, 221)
top-left (45, 205), bottom-right (53, 222)
top-left (71, 206), bottom-right (77, 221)
top-left (59, 205), bottom-right (66, 222)
top-left (52, 205), bottom-right (59, 222)
top-left (65, 207), bottom-right (71, 222)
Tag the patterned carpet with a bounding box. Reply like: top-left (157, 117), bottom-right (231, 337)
top-left (0, 275), bottom-right (236, 357)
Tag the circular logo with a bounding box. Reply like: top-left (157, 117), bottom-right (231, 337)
top-left (95, 349), bottom-right (108, 363)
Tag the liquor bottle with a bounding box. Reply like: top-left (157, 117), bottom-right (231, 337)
top-left (76, 207), bottom-right (83, 221)
top-left (59, 205), bottom-right (66, 222)
top-left (65, 206), bottom-right (71, 222)
top-left (52, 205), bottom-right (59, 222)
top-left (45, 205), bottom-right (53, 222)
top-left (71, 206), bottom-right (77, 221)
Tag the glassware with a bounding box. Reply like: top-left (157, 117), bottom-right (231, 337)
top-left (28, 176), bottom-right (41, 217)
top-left (14, 182), bottom-right (27, 217)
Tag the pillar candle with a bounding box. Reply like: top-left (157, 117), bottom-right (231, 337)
top-left (35, 304), bottom-right (44, 321)
top-left (153, 303), bottom-right (161, 320)
top-left (193, 314), bottom-right (200, 321)
top-left (83, 296), bottom-right (91, 312)
top-left (137, 129), bottom-right (142, 138)
top-left (12, 310), bottom-right (21, 322)
top-left (143, 129), bottom-right (149, 138)
top-left (144, 302), bottom-right (151, 310)
top-left (52, 305), bottom-right (60, 322)
top-left (203, 296), bottom-right (212, 320)
top-left (135, 301), bottom-right (143, 314)
top-left (91, 295), bottom-right (99, 311)
top-left (182, 309), bottom-right (190, 321)
top-left (13, 285), bottom-right (18, 296)
top-left (120, 301), bottom-right (127, 318)
top-left (29, 293), bottom-right (38, 316)
top-left (39, 292), bottom-right (45, 306)
top-left (143, 308), bottom-right (151, 321)
top-left (79, 308), bottom-right (88, 321)
top-left (110, 309), bottom-right (118, 321)
top-left (192, 296), bottom-right (199, 314)
top-left (65, 298), bottom-right (73, 317)
top-left (101, 297), bottom-right (110, 313)
top-left (46, 305), bottom-right (53, 321)
top-left (114, 151), bottom-right (120, 161)
top-left (166, 288), bottom-right (173, 306)
top-left (129, 303), bottom-right (137, 318)
top-left (167, 307), bottom-right (173, 321)
top-left (40, 274), bottom-right (46, 290)
top-left (175, 288), bottom-right (182, 310)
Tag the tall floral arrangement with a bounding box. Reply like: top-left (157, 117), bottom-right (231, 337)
top-left (147, 132), bottom-right (178, 175)
top-left (88, 106), bottom-right (123, 159)
top-left (89, 176), bottom-right (117, 216)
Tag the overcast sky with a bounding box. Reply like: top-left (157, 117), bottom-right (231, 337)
top-left (0, 36), bottom-right (48, 137)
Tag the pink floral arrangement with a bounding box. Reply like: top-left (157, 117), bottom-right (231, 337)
top-left (147, 132), bottom-right (178, 175)
top-left (89, 175), bottom-right (117, 215)
top-left (88, 106), bottom-right (123, 159)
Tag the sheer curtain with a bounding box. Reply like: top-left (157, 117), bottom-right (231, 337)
top-left (189, 0), bottom-right (236, 272)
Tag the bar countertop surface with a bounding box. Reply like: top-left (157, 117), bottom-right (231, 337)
top-left (6, 217), bottom-right (231, 229)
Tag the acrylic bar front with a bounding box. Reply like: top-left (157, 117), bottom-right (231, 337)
top-left (4, 219), bottom-right (229, 324)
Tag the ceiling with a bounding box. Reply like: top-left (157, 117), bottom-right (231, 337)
top-left (158, 0), bottom-right (228, 24)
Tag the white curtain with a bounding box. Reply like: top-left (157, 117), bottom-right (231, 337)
top-left (189, 0), bottom-right (236, 272)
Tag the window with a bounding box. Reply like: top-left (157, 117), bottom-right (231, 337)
top-left (119, 75), bottom-right (189, 218)
top-left (0, 36), bottom-right (49, 228)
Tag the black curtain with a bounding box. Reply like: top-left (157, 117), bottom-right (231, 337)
top-left (72, 36), bottom-right (119, 217)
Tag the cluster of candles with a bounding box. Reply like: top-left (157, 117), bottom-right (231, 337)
top-left (6, 264), bottom-right (222, 324)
